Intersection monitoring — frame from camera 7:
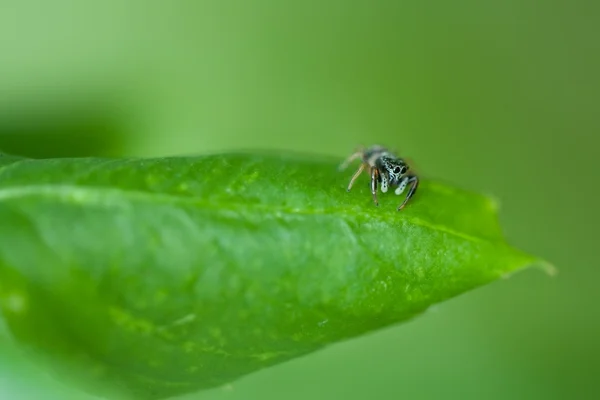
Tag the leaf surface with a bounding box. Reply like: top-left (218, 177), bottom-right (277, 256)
top-left (0, 151), bottom-right (547, 399)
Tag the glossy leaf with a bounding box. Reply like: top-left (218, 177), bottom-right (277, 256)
top-left (0, 151), bottom-right (549, 399)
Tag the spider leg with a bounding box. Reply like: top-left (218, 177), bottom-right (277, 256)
top-left (397, 174), bottom-right (419, 211)
top-left (370, 167), bottom-right (380, 206)
top-left (394, 176), bottom-right (409, 196)
top-left (346, 162), bottom-right (366, 191)
top-left (380, 173), bottom-right (389, 193)
top-left (338, 147), bottom-right (365, 171)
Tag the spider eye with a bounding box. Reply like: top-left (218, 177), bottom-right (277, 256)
top-left (393, 166), bottom-right (401, 174)
top-left (401, 166), bottom-right (408, 174)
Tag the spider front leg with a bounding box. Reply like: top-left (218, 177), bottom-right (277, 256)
top-left (395, 174), bottom-right (419, 211)
top-left (346, 162), bottom-right (366, 191)
top-left (370, 167), bottom-right (380, 206)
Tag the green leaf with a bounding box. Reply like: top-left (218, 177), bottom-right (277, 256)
top-left (0, 150), bottom-right (550, 400)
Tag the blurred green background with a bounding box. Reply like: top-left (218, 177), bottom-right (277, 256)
top-left (0, 1), bottom-right (598, 399)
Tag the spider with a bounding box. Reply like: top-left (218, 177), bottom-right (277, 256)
top-left (338, 145), bottom-right (419, 211)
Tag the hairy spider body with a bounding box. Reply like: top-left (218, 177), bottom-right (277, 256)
top-left (339, 145), bottom-right (419, 211)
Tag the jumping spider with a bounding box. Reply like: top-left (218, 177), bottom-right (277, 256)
top-left (339, 145), bottom-right (419, 211)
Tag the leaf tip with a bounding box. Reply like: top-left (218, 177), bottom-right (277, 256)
top-left (483, 192), bottom-right (502, 213)
top-left (500, 258), bottom-right (557, 281)
top-left (536, 259), bottom-right (558, 277)
top-left (221, 384), bottom-right (235, 392)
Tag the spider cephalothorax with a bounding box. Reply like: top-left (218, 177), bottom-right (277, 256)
top-left (339, 145), bottom-right (419, 210)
